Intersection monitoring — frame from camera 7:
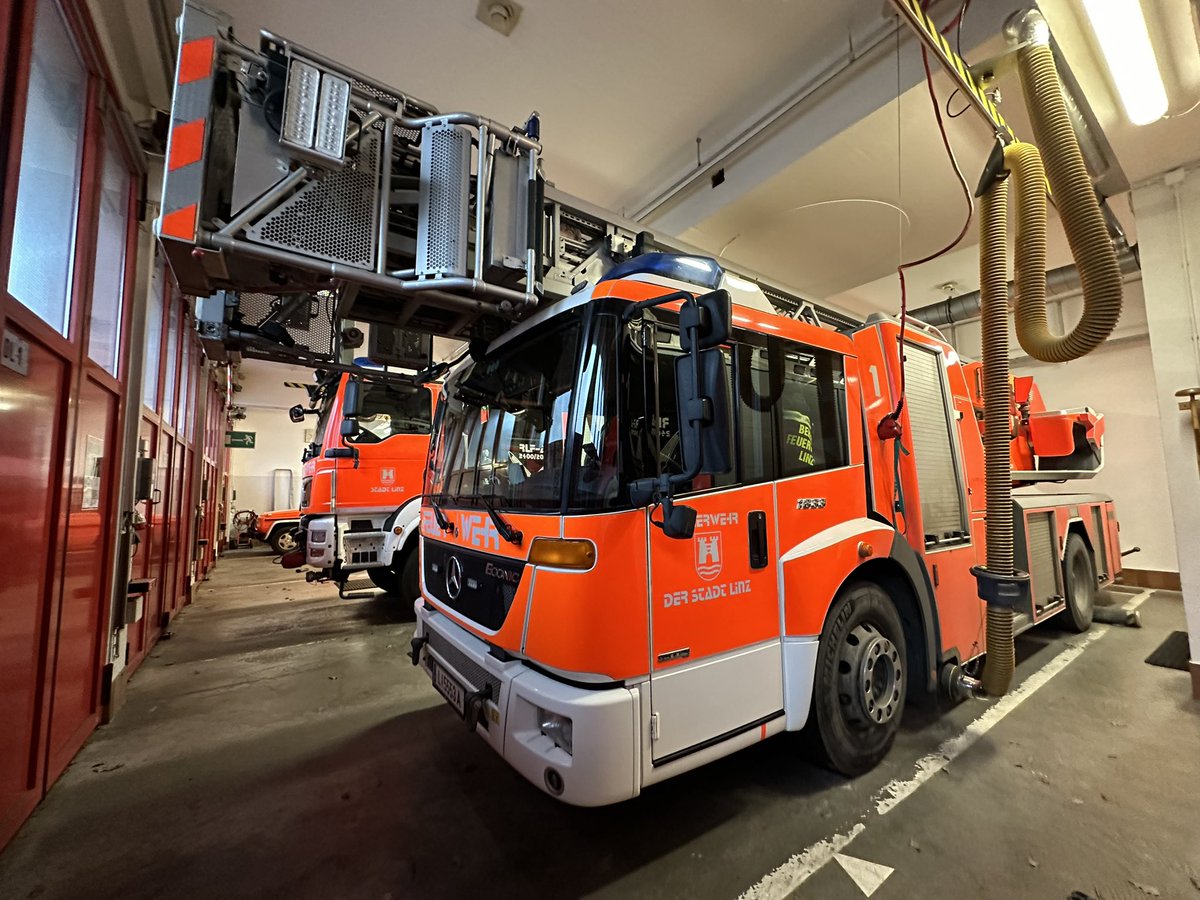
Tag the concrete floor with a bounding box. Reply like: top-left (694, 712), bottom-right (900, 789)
top-left (2, 551), bottom-right (1197, 900)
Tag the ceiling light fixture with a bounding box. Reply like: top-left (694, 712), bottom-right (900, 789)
top-left (1081, 0), bottom-right (1168, 125)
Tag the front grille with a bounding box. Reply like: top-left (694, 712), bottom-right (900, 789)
top-left (423, 539), bottom-right (525, 630)
top-left (426, 626), bottom-right (501, 705)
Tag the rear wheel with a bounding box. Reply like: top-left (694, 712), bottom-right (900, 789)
top-left (1059, 533), bottom-right (1096, 633)
top-left (809, 581), bottom-right (907, 776)
top-left (269, 527), bottom-right (299, 555)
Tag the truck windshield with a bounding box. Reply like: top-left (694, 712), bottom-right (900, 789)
top-left (428, 313), bottom-right (584, 511)
top-left (428, 302), bottom-right (847, 516)
top-left (344, 382), bottom-right (432, 444)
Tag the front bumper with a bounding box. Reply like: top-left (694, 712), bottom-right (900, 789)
top-left (304, 514), bottom-right (389, 571)
top-left (414, 602), bottom-right (641, 806)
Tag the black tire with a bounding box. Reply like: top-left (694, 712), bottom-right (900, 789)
top-left (398, 545), bottom-right (420, 600)
top-left (368, 565), bottom-right (404, 595)
top-left (809, 581), bottom-right (907, 777)
top-left (1059, 533), bottom-right (1096, 633)
top-left (367, 544), bottom-right (419, 599)
top-left (269, 527), bottom-right (300, 555)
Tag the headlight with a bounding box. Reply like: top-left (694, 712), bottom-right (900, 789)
top-left (537, 708), bottom-right (573, 756)
top-left (309, 529), bottom-right (328, 544)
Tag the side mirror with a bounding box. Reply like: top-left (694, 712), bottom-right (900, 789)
top-left (342, 379), bottom-right (362, 418)
top-left (288, 404), bottom-right (307, 424)
top-left (679, 289), bottom-right (731, 352)
top-left (339, 418), bottom-right (356, 437)
top-left (675, 347), bottom-right (733, 477)
top-left (660, 496), bottom-right (697, 540)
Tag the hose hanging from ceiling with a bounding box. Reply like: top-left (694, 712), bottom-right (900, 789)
top-left (975, 9), bottom-right (1123, 697)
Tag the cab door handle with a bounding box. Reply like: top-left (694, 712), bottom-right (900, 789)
top-left (748, 511), bottom-right (768, 569)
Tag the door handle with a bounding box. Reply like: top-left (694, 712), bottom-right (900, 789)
top-left (748, 511), bottom-right (768, 569)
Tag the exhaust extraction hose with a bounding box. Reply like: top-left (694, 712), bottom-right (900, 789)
top-left (978, 142), bottom-right (1046, 697)
top-left (977, 9), bottom-right (1122, 696)
top-left (1012, 26), bottom-right (1123, 362)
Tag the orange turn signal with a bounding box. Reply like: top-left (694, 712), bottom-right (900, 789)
top-left (528, 537), bottom-right (597, 570)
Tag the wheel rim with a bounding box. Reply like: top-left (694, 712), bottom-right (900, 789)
top-left (838, 622), bottom-right (903, 727)
top-left (276, 531), bottom-right (298, 552)
top-left (1071, 552), bottom-right (1095, 616)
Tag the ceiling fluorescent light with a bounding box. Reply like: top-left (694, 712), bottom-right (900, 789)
top-left (1082, 0), bottom-right (1169, 125)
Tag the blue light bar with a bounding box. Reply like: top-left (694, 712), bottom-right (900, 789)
top-left (599, 253), bottom-right (723, 290)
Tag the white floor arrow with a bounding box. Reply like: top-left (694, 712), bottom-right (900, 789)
top-left (833, 852), bottom-right (894, 897)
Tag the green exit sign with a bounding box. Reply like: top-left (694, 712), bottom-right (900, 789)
top-left (225, 430), bottom-right (256, 449)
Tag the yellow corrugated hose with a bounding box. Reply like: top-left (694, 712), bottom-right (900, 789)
top-left (978, 143), bottom-right (1045, 697)
top-left (977, 34), bottom-right (1122, 696)
top-left (1014, 43), bottom-right (1123, 362)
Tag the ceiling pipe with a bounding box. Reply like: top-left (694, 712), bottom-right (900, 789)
top-left (911, 241), bottom-right (1140, 327)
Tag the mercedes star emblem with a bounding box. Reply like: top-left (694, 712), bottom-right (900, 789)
top-left (445, 555), bottom-right (464, 600)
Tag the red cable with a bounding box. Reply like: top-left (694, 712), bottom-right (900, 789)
top-left (881, 45), bottom-right (974, 436)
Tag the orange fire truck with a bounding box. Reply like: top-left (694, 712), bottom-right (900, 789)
top-left (291, 371), bottom-right (434, 597)
top-left (409, 255), bottom-right (1119, 805)
top-left (157, 2), bottom-right (1127, 807)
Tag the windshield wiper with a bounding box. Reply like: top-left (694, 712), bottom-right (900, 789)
top-left (460, 492), bottom-right (522, 546)
top-left (429, 494), bottom-right (454, 534)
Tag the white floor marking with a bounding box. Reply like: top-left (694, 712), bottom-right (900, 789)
top-left (833, 853), bottom-right (893, 897)
top-left (738, 590), bottom-right (1152, 900)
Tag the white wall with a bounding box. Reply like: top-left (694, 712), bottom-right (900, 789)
top-left (942, 278), bottom-right (1178, 573)
top-left (225, 361), bottom-right (314, 518)
top-left (1132, 168), bottom-right (1200, 678)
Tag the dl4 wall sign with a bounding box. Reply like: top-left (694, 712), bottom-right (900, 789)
top-left (225, 431), bottom-right (256, 449)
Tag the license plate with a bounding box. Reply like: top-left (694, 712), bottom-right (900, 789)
top-left (430, 659), bottom-right (466, 716)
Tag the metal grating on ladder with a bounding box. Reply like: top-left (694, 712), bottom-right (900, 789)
top-left (247, 129), bottom-right (382, 269)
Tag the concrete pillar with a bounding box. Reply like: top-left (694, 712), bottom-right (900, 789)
top-left (1132, 166), bottom-right (1200, 699)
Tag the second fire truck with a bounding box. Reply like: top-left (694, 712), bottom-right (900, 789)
top-left (291, 370), bottom-right (434, 597)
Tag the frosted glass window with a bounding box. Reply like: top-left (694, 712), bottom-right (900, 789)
top-left (142, 262), bottom-right (164, 409)
top-left (88, 135), bottom-right (131, 374)
top-left (163, 300), bottom-right (179, 426)
top-left (177, 331), bottom-right (191, 431)
top-left (6, 0), bottom-right (86, 334)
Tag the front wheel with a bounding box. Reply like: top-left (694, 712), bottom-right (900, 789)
top-left (269, 527), bottom-right (300, 555)
top-left (809, 581), bottom-right (907, 777)
top-left (367, 547), bottom-right (419, 600)
top-left (368, 565), bottom-right (403, 595)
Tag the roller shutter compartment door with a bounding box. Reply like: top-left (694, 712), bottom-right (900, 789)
top-left (903, 345), bottom-right (968, 547)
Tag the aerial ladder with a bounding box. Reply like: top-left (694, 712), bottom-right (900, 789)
top-left (160, 2), bottom-right (855, 384)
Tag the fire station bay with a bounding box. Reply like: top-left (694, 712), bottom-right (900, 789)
top-left (4, 0), bottom-right (1200, 897)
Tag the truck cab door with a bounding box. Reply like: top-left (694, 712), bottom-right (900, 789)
top-left (645, 340), bottom-right (783, 764)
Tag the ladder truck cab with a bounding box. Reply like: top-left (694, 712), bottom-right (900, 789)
top-left (411, 255), bottom-right (1119, 806)
top-left (292, 370), bottom-right (434, 597)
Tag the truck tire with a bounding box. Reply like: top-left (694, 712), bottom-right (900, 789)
top-left (398, 545), bottom-right (420, 600)
top-left (366, 545), bottom-right (419, 599)
top-left (1059, 533), bottom-right (1096, 633)
top-left (368, 565), bottom-right (403, 595)
top-left (809, 581), bottom-right (907, 777)
top-left (269, 527), bottom-right (299, 555)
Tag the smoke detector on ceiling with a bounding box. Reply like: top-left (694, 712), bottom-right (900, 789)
top-left (476, 0), bottom-right (522, 36)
